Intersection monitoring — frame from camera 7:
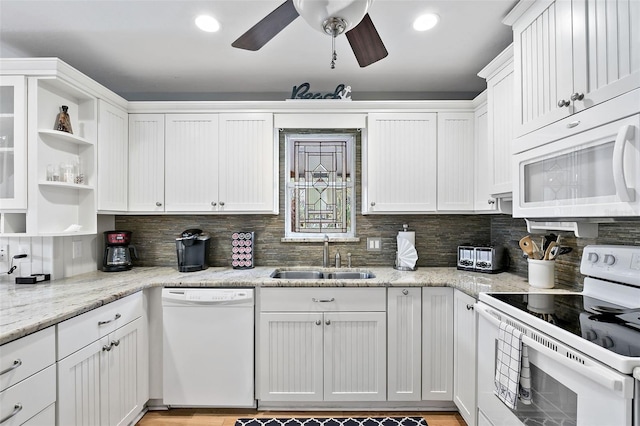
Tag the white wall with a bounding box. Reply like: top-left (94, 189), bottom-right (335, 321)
top-left (0, 234), bottom-right (98, 282)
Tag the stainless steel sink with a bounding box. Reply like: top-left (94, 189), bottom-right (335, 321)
top-left (323, 271), bottom-right (376, 279)
top-left (270, 269), bottom-right (375, 280)
top-left (270, 270), bottom-right (324, 279)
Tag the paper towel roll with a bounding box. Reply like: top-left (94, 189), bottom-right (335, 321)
top-left (397, 231), bottom-right (415, 246)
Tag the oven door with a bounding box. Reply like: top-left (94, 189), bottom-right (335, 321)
top-left (513, 113), bottom-right (640, 218)
top-left (477, 303), bottom-right (635, 426)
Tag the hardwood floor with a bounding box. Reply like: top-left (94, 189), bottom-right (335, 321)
top-left (136, 409), bottom-right (467, 426)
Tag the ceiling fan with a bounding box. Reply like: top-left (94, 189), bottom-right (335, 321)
top-left (231, 0), bottom-right (388, 68)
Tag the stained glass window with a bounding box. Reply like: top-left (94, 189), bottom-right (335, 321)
top-left (285, 133), bottom-right (355, 239)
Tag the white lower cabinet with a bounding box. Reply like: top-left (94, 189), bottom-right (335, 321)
top-left (0, 327), bottom-right (56, 426)
top-left (422, 287), bottom-right (454, 401)
top-left (387, 287), bottom-right (422, 401)
top-left (453, 290), bottom-right (477, 426)
top-left (258, 288), bottom-right (386, 403)
top-left (57, 293), bottom-right (148, 426)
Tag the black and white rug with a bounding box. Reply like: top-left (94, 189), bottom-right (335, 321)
top-left (235, 417), bottom-right (428, 426)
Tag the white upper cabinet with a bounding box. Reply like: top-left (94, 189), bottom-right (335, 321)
top-left (364, 113), bottom-right (437, 213)
top-left (128, 114), bottom-right (165, 212)
top-left (129, 112), bottom-right (276, 214)
top-left (509, 0), bottom-right (640, 136)
top-left (478, 45), bottom-right (515, 198)
top-left (97, 100), bottom-right (128, 212)
top-left (0, 76), bottom-right (27, 213)
top-left (218, 113), bottom-right (276, 213)
top-left (473, 99), bottom-right (498, 212)
top-left (164, 114), bottom-right (219, 212)
top-left (437, 112), bottom-right (475, 211)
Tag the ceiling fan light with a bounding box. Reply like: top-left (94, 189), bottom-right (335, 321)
top-left (413, 13), bottom-right (439, 31)
top-left (195, 15), bottom-right (220, 33)
top-left (294, 0), bottom-right (373, 34)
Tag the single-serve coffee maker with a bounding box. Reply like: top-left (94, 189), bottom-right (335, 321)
top-left (103, 230), bottom-right (138, 272)
top-left (176, 229), bottom-right (210, 272)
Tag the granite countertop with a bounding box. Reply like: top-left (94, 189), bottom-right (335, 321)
top-left (0, 266), bottom-right (576, 345)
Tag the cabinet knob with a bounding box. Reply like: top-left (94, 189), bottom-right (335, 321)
top-left (466, 304), bottom-right (474, 311)
top-left (155, 201), bottom-right (162, 207)
top-left (570, 92), bottom-right (584, 102)
top-left (402, 289), bottom-right (409, 296)
top-left (211, 201), bottom-right (217, 207)
top-left (315, 320), bottom-right (322, 326)
top-left (487, 199), bottom-right (496, 205)
top-left (557, 99), bottom-right (571, 108)
top-left (325, 319), bottom-right (331, 326)
top-left (102, 343), bottom-right (113, 352)
top-left (219, 201), bottom-right (225, 207)
top-left (111, 339), bottom-right (120, 347)
top-left (370, 202), bottom-right (375, 207)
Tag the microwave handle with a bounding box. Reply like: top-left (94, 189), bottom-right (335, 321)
top-left (612, 124), bottom-right (635, 202)
top-left (476, 304), bottom-right (630, 396)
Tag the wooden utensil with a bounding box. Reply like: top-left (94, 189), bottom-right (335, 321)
top-left (519, 236), bottom-right (536, 258)
top-left (544, 242), bottom-right (558, 260)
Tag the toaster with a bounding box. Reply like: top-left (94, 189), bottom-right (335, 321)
top-left (457, 246), bottom-right (505, 273)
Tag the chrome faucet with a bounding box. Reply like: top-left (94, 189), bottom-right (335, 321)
top-left (323, 235), bottom-right (329, 267)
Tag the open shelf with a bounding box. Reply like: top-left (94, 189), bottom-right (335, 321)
top-left (38, 128), bottom-right (92, 146)
top-left (39, 181), bottom-right (94, 190)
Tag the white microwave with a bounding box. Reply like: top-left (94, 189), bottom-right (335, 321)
top-left (513, 89), bottom-right (640, 219)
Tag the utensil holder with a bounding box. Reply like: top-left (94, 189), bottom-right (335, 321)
top-left (527, 259), bottom-right (555, 288)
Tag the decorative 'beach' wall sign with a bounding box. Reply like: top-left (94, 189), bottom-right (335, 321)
top-left (290, 82), bottom-right (352, 100)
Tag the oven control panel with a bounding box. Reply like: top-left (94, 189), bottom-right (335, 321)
top-left (581, 245), bottom-right (640, 286)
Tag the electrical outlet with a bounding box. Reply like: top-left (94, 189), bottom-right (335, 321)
top-left (0, 245), bottom-right (7, 262)
top-left (367, 237), bottom-right (382, 252)
top-left (72, 241), bottom-right (83, 259)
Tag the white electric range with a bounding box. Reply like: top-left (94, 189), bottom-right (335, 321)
top-left (477, 245), bottom-right (640, 426)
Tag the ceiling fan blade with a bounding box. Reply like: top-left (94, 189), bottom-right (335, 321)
top-left (345, 13), bottom-right (388, 67)
top-left (232, 0), bottom-right (299, 51)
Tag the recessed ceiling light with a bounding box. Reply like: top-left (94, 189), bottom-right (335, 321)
top-left (413, 13), bottom-right (439, 31)
top-left (195, 15), bottom-right (220, 32)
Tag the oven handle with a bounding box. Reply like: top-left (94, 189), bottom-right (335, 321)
top-left (476, 304), bottom-right (629, 395)
top-left (612, 124), bottom-right (635, 202)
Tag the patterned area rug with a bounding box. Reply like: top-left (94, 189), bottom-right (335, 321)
top-left (235, 417), bottom-right (428, 426)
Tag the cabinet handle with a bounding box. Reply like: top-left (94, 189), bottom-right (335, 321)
top-left (98, 313), bottom-right (121, 326)
top-left (0, 359), bottom-right (22, 375)
top-left (312, 297), bottom-right (335, 303)
top-left (402, 289), bottom-right (409, 295)
top-left (570, 92), bottom-right (584, 101)
top-left (557, 99), bottom-right (571, 108)
top-left (219, 201), bottom-right (225, 206)
top-left (566, 120), bottom-right (581, 129)
top-left (315, 320), bottom-right (322, 326)
top-left (325, 319), bottom-right (331, 325)
top-left (0, 403), bottom-right (22, 424)
top-left (102, 343), bottom-right (113, 352)
top-left (487, 199), bottom-right (495, 205)
top-left (612, 124), bottom-right (636, 202)
top-left (155, 202), bottom-right (162, 207)
top-left (466, 304), bottom-right (474, 311)
top-left (211, 201), bottom-right (217, 207)
top-left (111, 339), bottom-right (120, 347)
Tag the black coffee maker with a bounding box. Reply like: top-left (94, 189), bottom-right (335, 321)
top-left (176, 229), bottom-right (211, 272)
top-left (103, 230), bottom-right (138, 272)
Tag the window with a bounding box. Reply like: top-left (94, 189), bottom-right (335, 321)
top-left (284, 132), bottom-right (356, 240)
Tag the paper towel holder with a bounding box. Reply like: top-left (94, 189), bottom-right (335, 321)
top-left (394, 224), bottom-right (418, 271)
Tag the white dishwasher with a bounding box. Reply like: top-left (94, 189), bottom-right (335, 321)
top-left (162, 288), bottom-right (255, 407)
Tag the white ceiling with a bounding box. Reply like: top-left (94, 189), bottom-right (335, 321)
top-left (0, 0), bottom-right (517, 101)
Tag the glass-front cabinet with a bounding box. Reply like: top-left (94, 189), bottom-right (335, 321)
top-left (0, 76), bottom-right (27, 234)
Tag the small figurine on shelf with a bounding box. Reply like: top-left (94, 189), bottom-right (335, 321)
top-left (54, 105), bottom-right (73, 134)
